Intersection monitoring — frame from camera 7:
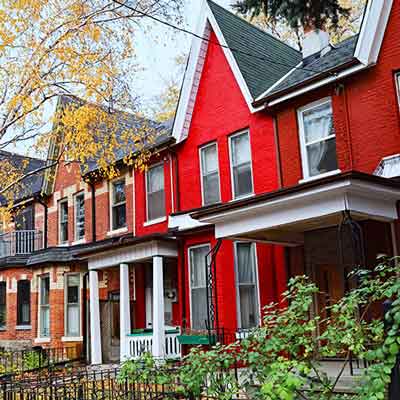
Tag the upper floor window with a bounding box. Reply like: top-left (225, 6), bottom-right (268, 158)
top-left (110, 179), bottom-right (126, 231)
top-left (146, 164), bottom-right (166, 222)
top-left (39, 275), bottom-right (50, 338)
top-left (17, 280), bottom-right (30, 326)
top-left (59, 199), bottom-right (68, 244)
top-left (200, 143), bottom-right (221, 205)
top-left (65, 274), bottom-right (80, 337)
top-left (189, 244), bottom-right (210, 330)
top-left (298, 98), bottom-right (338, 179)
top-left (395, 72), bottom-right (400, 110)
top-left (74, 193), bottom-right (85, 241)
top-left (229, 131), bottom-right (254, 199)
top-left (234, 242), bottom-right (259, 329)
top-left (0, 281), bottom-right (6, 328)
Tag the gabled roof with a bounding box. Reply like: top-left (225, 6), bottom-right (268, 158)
top-left (0, 151), bottom-right (45, 204)
top-left (207, 1), bottom-right (301, 99)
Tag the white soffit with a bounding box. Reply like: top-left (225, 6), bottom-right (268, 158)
top-left (198, 179), bottom-right (400, 240)
top-left (172, 0), bottom-right (258, 143)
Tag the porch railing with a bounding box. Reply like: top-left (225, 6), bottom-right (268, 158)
top-left (127, 328), bottom-right (181, 360)
top-left (0, 230), bottom-right (43, 258)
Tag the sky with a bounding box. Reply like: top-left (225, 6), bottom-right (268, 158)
top-left (133, 0), bottom-right (234, 106)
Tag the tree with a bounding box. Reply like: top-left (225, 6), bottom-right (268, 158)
top-left (233, 0), bottom-right (351, 31)
top-left (0, 0), bottom-right (183, 212)
top-left (234, 0), bottom-right (365, 49)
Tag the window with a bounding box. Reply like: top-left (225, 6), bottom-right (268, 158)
top-left (189, 245), bottom-right (210, 330)
top-left (111, 179), bottom-right (126, 230)
top-left (74, 193), bottom-right (85, 241)
top-left (39, 275), bottom-right (50, 337)
top-left (65, 274), bottom-right (80, 337)
top-left (235, 242), bottom-right (259, 329)
top-left (146, 164), bottom-right (166, 222)
top-left (200, 143), bottom-right (221, 205)
top-left (0, 282), bottom-right (6, 328)
top-left (396, 72), bottom-right (400, 109)
top-left (17, 280), bottom-right (30, 326)
top-left (298, 98), bottom-right (338, 179)
top-left (59, 199), bottom-right (68, 244)
top-left (229, 131), bottom-right (254, 199)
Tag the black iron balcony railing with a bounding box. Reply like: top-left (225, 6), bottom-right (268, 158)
top-left (0, 230), bottom-right (43, 258)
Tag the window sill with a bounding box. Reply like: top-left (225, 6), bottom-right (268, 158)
top-left (143, 216), bottom-right (167, 227)
top-left (72, 239), bottom-right (86, 246)
top-left (230, 192), bottom-right (255, 202)
top-left (61, 336), bottom-right (83, 342)
top-left (34, 337), bottom-right (51, 344)
top-left (106, 227), bottom-right (128, 237)
top-left (299, 169), bottom-right (341, 184)
top-left (58, 242), bottom-right (69, 247)
top-left (0, 326), bottom-right (6, 331)
top-left (16, 325), bottom-right (32, 331)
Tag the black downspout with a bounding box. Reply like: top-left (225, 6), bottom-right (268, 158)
top-left (37, 198), bottom-right (48, 249)
top-left (89, 182), bottom-right (96, 243)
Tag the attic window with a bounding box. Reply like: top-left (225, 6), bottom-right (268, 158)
top-left (374, 154), bottom-right (400, 179)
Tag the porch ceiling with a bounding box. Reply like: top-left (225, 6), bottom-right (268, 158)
top-left (193, 172), bottom-right (400, 246)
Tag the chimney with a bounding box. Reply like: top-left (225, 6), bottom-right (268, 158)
top-left (302, 28), bottom-right (330, 59)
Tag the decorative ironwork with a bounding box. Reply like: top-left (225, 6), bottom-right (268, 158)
top-left (205, 239), bottom-right (222, 337)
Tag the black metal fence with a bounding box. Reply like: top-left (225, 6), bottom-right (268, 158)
top-left (0, 346), bottom-right (82, 376)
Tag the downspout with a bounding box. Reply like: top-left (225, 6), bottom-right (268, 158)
top-left (37, 197), bottom-right (48, 249)
top-left (88, 181), bottom-right (96, 243)
top-left (341, 83), bottom-right (355, 171)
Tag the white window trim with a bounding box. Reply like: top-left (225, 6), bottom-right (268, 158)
top-left (64, 273), bottom-right (82, 338)
top-left (109, 177), bottom-right (127, 232)
top-left (395, 72), bottom-right (400, 111)
top-left (297, 97), bottom-right (338, 181)
top-left (58, 198), bottom-right (69, 245)
top-left (228, 130), bottom-right (255, 200)
top-left (233, 241), bottom-right (261, 330)
top-left (145, 162), bottom-right (166, 224)
top-left (188, 243), bottom-right (211, 330)
top-left (199, 142), bottom-right (221, 206)
top-left (73, 192), bottom-right (85, 242)
top-left (37, 274), bottom-right (50, 339)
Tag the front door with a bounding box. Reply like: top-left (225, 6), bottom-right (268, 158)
top-left (100, 292), bottom-right (120, 363)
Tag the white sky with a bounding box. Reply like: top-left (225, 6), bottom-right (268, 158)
top-left (133, 0), bottom-right (234, 104)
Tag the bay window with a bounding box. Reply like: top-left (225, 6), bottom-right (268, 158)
top-left (235, 242), bottom-right (259, 329)
top-left (74, 192), bottom-right (85, 241)
top-left (39, 275), bottom-right (50, 338)
top-left (59, 199), bottom-right (68, 244)
top-left (200, 143), bottom-right (221, 205)
top-left (229, 131), bottom-right (254, 199)
top-left (298, 98), bottom-right (338, 179)
top-left (65, 274), bottom-right (80, 337)
top-left (189, 245), bottom-right (210, 330)
top-left (111, 179), bottom-right (126, 230)
top-left (17, 280), bottom-right (30, 326)
top-left (0, 282), bottom-right (5, 328)
top-left (146, 164), bottom-right (166, 222)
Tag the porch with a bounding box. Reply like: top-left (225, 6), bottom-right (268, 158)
top-left (86, 238), bottom-right (181, 364)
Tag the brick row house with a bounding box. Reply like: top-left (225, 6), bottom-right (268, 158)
top-left (0, 0), bottom-right (399, 367)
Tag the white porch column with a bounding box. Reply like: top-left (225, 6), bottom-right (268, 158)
top-left (89, 270), bottom-right (102, 365)
top-left (120, 263), bottom-right (131, 361)
top-left (152, 256), bottom-right (165, 359)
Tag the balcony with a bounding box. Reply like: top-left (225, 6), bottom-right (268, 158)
top-left (0, 230), bottom-right (43, 258)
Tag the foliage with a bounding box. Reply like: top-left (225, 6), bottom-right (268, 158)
top-left (119, 258), bottom-right (400, 400)
top-left (233, 0), bottom-right (351, 31)
top-left (22, 350), bottom-right (42, 371)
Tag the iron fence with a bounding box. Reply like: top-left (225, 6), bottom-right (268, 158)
top-left (0, 346), bottom-right (82, 377)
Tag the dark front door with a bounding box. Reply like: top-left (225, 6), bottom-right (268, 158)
top-left (100, 292), bottom-right (120, 363)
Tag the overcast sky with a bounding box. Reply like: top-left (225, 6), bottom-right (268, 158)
top-left (133, 0), bottom-right (234, 105)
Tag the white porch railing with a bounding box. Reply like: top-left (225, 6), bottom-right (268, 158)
top-left (0, 230), bottom-right (43, 257)
top-left (127, 328), bottom-right (181, 360)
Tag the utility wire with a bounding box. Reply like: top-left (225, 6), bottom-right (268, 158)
top-left (111, 0), bottom-right (333, 76)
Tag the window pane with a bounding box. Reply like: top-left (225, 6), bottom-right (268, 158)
top-left (0, 282), bottom-right (6, 327)
top-left (190, 246), bottom-right (209, 288)
top-left (203, 173), bottom-right (220, 205)
top-left (239, 285), bottom-right (257, 329)
top-left (148, 191), bottom-right (166, 221)
top-left (147, 165), bottom-right (165, 220)
top-left (396, 73), bottom-right (400, 109)
top-left (40, 277), bottom-right (50, 306)
top-left (231, 133), bottom-right (251, 166)
top-left (303, 102), bottom-right (334, 144)
top-left (148, 165), bottom-right (164, 193)
top-left (191, 288), bottom-right (208, 330)
top-left (67, 305), bottom-right (80, 336)
top-left (306, 137), bottom-right (338, 177)
top-left (75, 194), bottom-right (85, 240)
top-left (236, 243), bottom-right (256, 284)
top-left (40, 306), bottom-right (50, 337)
top-left (60, 201), bottom-right (68, 243)
top-left (112, 180), bottom-right (126, 204)
top-left (112, 203), bottom-right (126, 230)
top-left (17, 280), bottom-right (30, 325)
top-left (233, 163), bottom-right (253, 198)
top-left (201, 145), bottom-right (218, 175)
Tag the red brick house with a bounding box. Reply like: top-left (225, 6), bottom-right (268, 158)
top-left (0, 0), bottom-right (399, 368)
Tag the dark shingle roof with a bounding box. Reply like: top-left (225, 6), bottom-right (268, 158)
top-left (267, 35), bottom-right (359, 98)
top-left (0, 151), bottom-right (45, 203)
top-left (207, 0), bottom-right (302, 99)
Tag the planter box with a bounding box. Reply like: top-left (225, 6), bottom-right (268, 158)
top-left (177, 334), bottom-right (216, 345)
